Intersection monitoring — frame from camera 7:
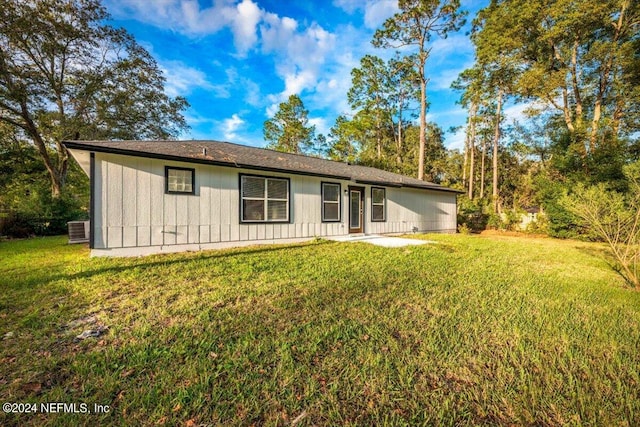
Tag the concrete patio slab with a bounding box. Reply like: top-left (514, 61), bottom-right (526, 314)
top-left (328, 234), bottom-right (435, 248)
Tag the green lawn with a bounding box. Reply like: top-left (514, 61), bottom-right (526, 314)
top-left (0, 234), bottom-right (638, 426)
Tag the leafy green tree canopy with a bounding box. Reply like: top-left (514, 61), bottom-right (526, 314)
top-left (263, 94), bottom-right (316, 154)
top-left (372, 0), bottom-right (466, 180)
top-left (0, 0), bottom-right (189, 197)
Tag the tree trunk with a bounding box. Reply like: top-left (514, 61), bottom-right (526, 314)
top-left (462, 131), bottom-right (468, 190)
top-left (468, 102), bottom-right (477, 200)
top-left (492, 88), bottom-right (503, 213)
top-left (418, 62), bottom-right (427, 181)
top-left (589, 0), bottom-right (628, 150)
top-left (396, 96), bottom-right (403, 167)
top-left (480, 134), bottom-right (486, 199)
top-left (20, 101), bottom-right (64, 197)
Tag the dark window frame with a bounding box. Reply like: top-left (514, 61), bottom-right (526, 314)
top-left (321, 182), bottom-right (342, 223)
top-left (239, 174), bottom-right (291, 224)
top-left (371, 187), bottom-right (386, 222)
top-left (165, 166), bottom-right (196, 195)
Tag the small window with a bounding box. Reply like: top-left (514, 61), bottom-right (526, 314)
top-left (322, 182), bottom-right (341, 222)
top-left (240, 175), bottom-right (289, 223)
top-left (371, 187), bottom-right (386, 222)
top-left (165, 166), bottom-right (195, 194)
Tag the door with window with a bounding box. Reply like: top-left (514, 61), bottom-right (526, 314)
top-left (348, 187), bottom-right (364, 234)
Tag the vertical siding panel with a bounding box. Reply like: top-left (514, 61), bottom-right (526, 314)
top-left (93, 156), bottom-right (106, 248)
top-left (164, 194), bottom-right (176, 225)
top-left (122, 158), bottom-right (137, 247)
top-left (150, 160), bottom-right (164, 246)
top-left (229, 173), bottom-right (239, 240)
top-left (106, 159), bottom-right (123, 248)
top-left (199, 225), bottom-right (209, 244)
top-left (122, 159), bottom-right (137, 226)
top-left (176, 225), bottom-right (188, 244)
top-left (199, 165), bottom-right (211, 243)
top-left (188, 174), bottom-right (200, 243)
top-left (221, 224), bottom-right (230, 242)
top-left (219, 171), bottom-right (232, 241)
top-left (176, 196), bottom-right (188, 225)
top-left (210, 224), bottom-right (220, 243)
top-left (136, 158), bottom-right (151, 246)
top-left (164, 191), bottom-right (177, 246)
top-left (210, 169), bottom-right (221, 235)
top-left (177, 200), bottom-right (188, 244)
top-left (240, 225), bottom-right (249, 241)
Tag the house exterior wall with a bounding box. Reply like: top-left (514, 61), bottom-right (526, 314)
top-left (91, 152), bottom-right (457, 256)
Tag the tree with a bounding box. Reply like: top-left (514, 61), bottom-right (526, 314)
top-left (388, 54), bottom-right (420, 167)
top-left (263, 94), bottom-right (316, 154)
top-left (452, 66), bottom-right (485, 199)
top-left (373, 0), bottom-right (465, 181)
top-left (327, 115), bottom-right (361, 163)
top-left (0, 0), bottom-right (188, 197)
top-left (561, 162), bottom-right (640, 288)
top-left (348, 55), bottom-right (396, 161)
top-left (473, 0), bottom-right (640, 161)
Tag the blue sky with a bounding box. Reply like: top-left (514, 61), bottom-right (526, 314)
top-left (104, 0), bottom-right (492, 150)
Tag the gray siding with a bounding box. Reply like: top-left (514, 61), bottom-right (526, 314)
top-left (92, 153), bottom-right (457, 252)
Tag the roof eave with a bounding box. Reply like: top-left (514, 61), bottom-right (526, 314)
top-left (62, 141), bottom-right (352, 181)
top-left (63, 141), bottom-right (463, 194)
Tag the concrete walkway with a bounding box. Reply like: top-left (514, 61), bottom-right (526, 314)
top-left (328, 234), bottom-right (434, 248)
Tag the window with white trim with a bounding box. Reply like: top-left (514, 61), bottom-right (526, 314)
top-left (240, 175), bottom-right (289, 222)
top-left (165, 166), bottom-right (195, 194)
top-left (371, 187), bottom-right (386, 222)
top-left (321, 182), bottom-right (341, 222)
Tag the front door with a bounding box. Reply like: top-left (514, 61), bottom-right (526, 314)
top-left (349, 187), bottom-right (364, 234)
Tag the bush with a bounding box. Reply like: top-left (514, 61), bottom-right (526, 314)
top-left (457, 197), bottom-right (489, 232)
top-left (561, 163), bottom-right (640, 288)
top-left (524, 213), bottom-right (549, 234)
top-left (0, 191), bottom-right (87, 238)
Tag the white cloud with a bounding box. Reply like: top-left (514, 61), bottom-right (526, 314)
top-left (106, 0), bottom-right (262, 54)
top-left (309, 117), bottom-right (330, 137)
top-left (221, 113), bottom-right (246, 140)
top-left (265, 103), bottom-right (279, 118)
top-left (430, 60), bottom-right (475, 91)
top-left (364, 0), bottom-right (398, 29)
top-left (259, 15), bottom-right (337, 106)
top-left (503, 103), bottom-right (533, 124)
top-left (332, 0), bottom-right (397, 29)
top-left (229, 0), bottom-right (262, 55)
top-left (242, 78), bottom-right (262, 107)
top-left (332, 0), bottom-right (363, 13)
top-left (160, 60), bottom-right (215, 97)
top-left (429, 34), bottom-right (474, 65)
top-left (446, 126), bottom-right (467, 150)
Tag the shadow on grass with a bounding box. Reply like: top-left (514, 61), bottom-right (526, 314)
top-left (8, 239), bottom-right (339, 291)
top-left (574, 244), bottom-right (639, 288)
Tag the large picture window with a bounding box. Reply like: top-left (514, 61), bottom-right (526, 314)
top-left (241, 175), bottom-right (289, 223)
top-left (165, 166), bottom-right (195, 194)
top-left (371, 187), bottom-right (386, 222)
top-left (321, 182), bottom-right (341, 222)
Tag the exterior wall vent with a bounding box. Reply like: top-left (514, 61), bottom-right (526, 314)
top-left (68, 220), bottom-right (90, 244)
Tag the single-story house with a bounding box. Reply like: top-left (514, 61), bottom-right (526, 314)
top-left (64, 140), bottom-right (461, 257)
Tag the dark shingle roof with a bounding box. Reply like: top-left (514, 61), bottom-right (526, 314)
top-left (63, 139), bottom-right (461, 193)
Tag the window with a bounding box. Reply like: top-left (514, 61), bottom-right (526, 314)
top-left (321, 182), bottom-right (341, 222)
top-left (240, 175), bottom-right (289, 223)
top-left (371, 187), bottom-right (386, 222)
top-left (165, 166), bottom-right (195, 194)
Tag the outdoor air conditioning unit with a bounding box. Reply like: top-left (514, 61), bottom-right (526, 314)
top-left (68, 220), bottom-right (90, 244)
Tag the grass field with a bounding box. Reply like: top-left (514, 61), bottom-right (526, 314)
top-left (0, 234), bottom-right (638, 426)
